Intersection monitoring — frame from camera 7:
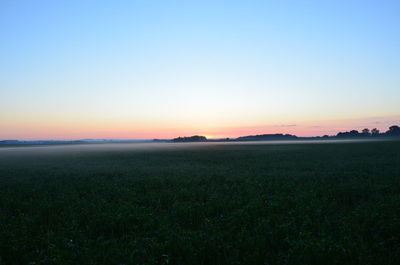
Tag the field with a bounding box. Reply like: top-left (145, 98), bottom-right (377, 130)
top-left (1, 140), bottom-right (400, 265)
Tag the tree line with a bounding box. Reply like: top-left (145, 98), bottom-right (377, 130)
top-left (336, 125), bottom-right (400, 138)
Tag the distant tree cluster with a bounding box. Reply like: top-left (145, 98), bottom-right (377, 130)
top-left (236, 133), bottom-right (297, 141)
top-left (173, 135), bottom-right (207, 142)
top-left (336, 125), bottom-right (400, 138)
top-left (170, 126), bottom-right (400, 144)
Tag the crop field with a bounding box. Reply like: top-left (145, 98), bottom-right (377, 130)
top-left (1, 140), bottom-right (400, 265)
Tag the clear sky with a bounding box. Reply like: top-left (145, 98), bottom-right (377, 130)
top-left (1, 0), bottom-right (399, 139)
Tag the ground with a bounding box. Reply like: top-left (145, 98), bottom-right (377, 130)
top-left (0, 140), bottom-right (400, 265)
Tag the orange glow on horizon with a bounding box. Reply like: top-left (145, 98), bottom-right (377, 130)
top-left (1, 114), bottom-right (399, 140)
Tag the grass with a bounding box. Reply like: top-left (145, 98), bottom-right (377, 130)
top-left (1, 140), bottom-right (400, 264)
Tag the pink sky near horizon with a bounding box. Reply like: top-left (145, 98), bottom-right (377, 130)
top-left (1, 115), bottom-right (398, 140)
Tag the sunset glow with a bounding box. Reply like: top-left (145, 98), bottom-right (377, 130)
top-left (1, 1), bottom-right (399, 139)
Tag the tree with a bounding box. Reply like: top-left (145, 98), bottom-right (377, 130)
top-left (336, 130), bottom-right (360, 138)
top-left (362, 128), bottom-right (370, 136)
top-left (386, 125), bottom-right (400, 136)
top-left (371, 128), bottom-right (380, 136)
top-left (349, 130), bottom-right (360, 137)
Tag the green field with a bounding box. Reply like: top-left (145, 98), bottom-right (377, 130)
top-left (1, 140), bottom-right (400, 265)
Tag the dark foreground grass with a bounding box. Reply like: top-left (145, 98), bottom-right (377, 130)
top-left (1, 141), bottom-right (400, 265)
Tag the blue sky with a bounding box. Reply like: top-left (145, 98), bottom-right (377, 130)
top-left (1, 0), bottom-right (399, 139)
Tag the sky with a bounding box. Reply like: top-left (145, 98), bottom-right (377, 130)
top-left (1, 0), bottom-right (399, 139)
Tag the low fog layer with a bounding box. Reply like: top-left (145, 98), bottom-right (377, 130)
top-left (0, 139), bottom-right (385, 158)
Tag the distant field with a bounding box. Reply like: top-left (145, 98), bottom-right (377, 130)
top-left (1, 140), bottom-right (400, 265)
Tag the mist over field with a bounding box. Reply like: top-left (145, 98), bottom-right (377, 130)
top-left (0, 138), bottom-right (383, 152)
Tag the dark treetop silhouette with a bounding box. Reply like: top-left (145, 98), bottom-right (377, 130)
top-left (172, 135), bottom-right (208, 142)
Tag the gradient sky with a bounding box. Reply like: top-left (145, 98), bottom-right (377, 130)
top-left (1, 0), bottom-right (399, 139)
